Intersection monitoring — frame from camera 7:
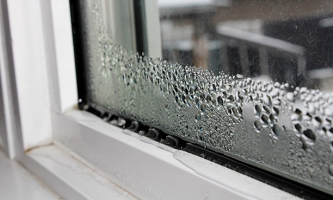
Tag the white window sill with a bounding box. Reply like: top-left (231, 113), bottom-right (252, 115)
top-left (18, 109), bottom-right (300, 200)
top-left (21, 144), bottom-right (137, 200)
top-left (0, 149), bottom-right (59, 200)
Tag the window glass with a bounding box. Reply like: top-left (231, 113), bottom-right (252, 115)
top-left (77, 0), bottom-right (333, 195)
top-left (159, 0), bottom-right (333, 90)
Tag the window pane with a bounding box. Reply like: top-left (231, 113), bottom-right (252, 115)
top-left (159, 0), bottom-right (333, 91)
top-left (76, 0), bottom-right (333, 196)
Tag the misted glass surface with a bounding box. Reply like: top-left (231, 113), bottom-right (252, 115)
top-left (78, 0), bottom-right (333, 195)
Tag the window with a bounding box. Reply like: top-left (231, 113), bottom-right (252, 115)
top-left (71, 0), bottom-right (333, 198)
top-left (1, 0), bottom-right (333, 199)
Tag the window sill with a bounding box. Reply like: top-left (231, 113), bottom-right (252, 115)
top-left (20, 144), bottom-right (136, 200)
top-left (20, 109), bottom-right (300, 200)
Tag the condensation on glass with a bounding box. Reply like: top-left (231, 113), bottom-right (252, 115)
top-left (79, 0), bottom-right (333, 195)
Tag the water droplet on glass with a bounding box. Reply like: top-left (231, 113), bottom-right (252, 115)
top-left (254, 120), bottom-right (262, 132)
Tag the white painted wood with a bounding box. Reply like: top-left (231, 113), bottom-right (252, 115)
top-left (0, 0), bottom-right (25, 158)
top-left (52, 109), bottom-right (300, 200)
top-left (20, 145), bottom-right (138, 200)
top-left (5, 0), bottom-right (53, 150)
top-left (0, 67), bottom-right (7, 153)
top-left (0, 149), bottom-right (59, 200)
top-left (0, 0), bottom-right (77, 153)
top-left (40, 0), bottom-right (78, 114)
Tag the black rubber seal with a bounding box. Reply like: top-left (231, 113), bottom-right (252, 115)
top-left (69, 0), bottom-right (88, 109)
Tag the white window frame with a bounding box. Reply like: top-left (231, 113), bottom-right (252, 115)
top-left (0, 0), bottom-right (303, 199)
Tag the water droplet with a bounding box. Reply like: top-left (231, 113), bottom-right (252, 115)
top-left (227, 105), bottom-right (233, 115)
top-left (325, 107), bottom-right (333, 116)
top-left (254, 105), bottom-right (261, 117)
top-left (325, 118), bottom-right (332, 126)
top-left (291, 109), bottom-right (302, 121)
top-left (238, 107), bottom-right (243, 116)
top-left (329, 128), bottom-right (333, 136)
top-left (254, 120), bottom-right (262, 132)
top-left (263, 105), bottom-right (271, 114)
top-left (286, 92), bottom-right (295, 102)
top-left (313, 116), bottom-right (322, 129)
top-left (300, 87), bottom-right (308, 94)
top-left (262, 95), bottom-right (272, 106)
top-left (295, 108), bottom-right (302, 115)
top-left (200, 104), bottom-right (207, 113)
top-left (303, 113), bottom-right (312, 121)
top-left (227, 95), bottom-right (235, 102)
top-left (272, 124), bottom-right (282, 137)
top-left (303, 129), bottom-right (316, 142)
top-left (273, 99), bottom-right (282, 106)
top-left (216, 96), bottom-right (223, 106)
top-left (272, 107), bottom-right (279, 116)
top-left (270, 88), bottom-right (280, 98)
top-left (328, 164), bottom-right (333, 176)
top-left (269, 114), bottom-right (275, 123)
top-left (261, 114), bottom-right (269, 126)
top-left (294, 123), bottom-right (302, 133)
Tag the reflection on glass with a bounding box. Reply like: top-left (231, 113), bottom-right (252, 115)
top-left (159, 0), bottom-right (333, 90)
top-left (78, 0), bottom-right (333, 196)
